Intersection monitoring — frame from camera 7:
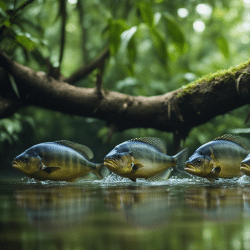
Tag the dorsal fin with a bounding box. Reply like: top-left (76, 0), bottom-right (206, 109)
top-left (129, 137), bottom-right (167, 154)
top-left (55, 140), bottom-right (94, 160)
top-left (213, 134), bottom-right (250, 150)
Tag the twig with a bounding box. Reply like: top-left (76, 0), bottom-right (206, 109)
top-left (59, 0), bottom-right (67, 67)
top-left (13, 0), bottom-right (35, 15)
top-left (76, 0), bottom-right (89, 64)
top-left (65, 48), bottom-right (110, 85)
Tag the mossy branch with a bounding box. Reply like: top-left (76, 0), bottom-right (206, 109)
top-left (0, 50), bottom-right (250, 139)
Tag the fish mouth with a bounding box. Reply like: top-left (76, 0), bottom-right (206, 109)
top-left (12, 160), bottom-right (24, 172)
top-left (104, 159), bottom-right (118, 171)
top-left (240, 163), bottom-right (250, 175)
top-left (12, 161), bottom-right (20, 169)
top-left (184, 164), bottom-right (200, 175)
top-left (104, 158), bottom-right (127, 175)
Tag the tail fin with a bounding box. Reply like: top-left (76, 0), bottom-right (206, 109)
top-left (94, 163), bottom-right (111, 179)
top-left (173, 148), bottom-right (189, 173)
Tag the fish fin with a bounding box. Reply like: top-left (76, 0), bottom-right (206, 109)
top-left (213, 134), bottom-right (250, 150)
top-left (94, 163), bottom-right (111, 179)
top-left (206, 166), bottom-right (221, 179)
top-left (132, 163), bottom-right (144, 171)
top-left (147, 168), bottom-right (173, 181)
top-left (42, 167), bottom-right (61, 174)
top-left (129, 137), bottom-right (167, 154)
top-left (55, 140), bottom-right (94, 160)
top-left (173, 148), bottom-right (189, 172)
top-left (212, 166), bottom-right (221, 175)
top-left (129, 178), bottom-right (136, 182)
top-left (131, 163), bottom-right (138, 171)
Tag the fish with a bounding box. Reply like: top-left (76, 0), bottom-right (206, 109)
top-left (12, 140), bottom-right (109, 182)
top-left (240, 154), bottom-right (250, 176)
top-left (185, 134), bottom-right (250, 179)
top-left (103, 137), bottom-right (189, 182)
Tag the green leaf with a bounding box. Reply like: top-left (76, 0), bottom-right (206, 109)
top-left (162, 13), bottom-right (185, 52)
top-left (150, 28), bottom-right (167, 66)
top-left (120, 26), bottom-right (137, 65)
top-left (0, 0), bottom-right (7, 12)
top-left (109, 19), bottom-right (127, 55)
top-left (216, 36), bottom-right (229, 58)
top-left (15, 34), bottom-right (36, 51)
top-left (3, 19), bottom-right (11, 27)
top-left (116, 77), bottom-right (138, 92)
top-left (8, 73), bottom-right (20, 99)
top-left (138, 2), bottom-right (154, 28)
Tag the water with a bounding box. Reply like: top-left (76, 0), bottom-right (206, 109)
top-left (1, 174), bottom-right (250, 250)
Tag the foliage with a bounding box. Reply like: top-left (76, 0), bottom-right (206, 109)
top-left (0, 0), bottom-right (250, 166)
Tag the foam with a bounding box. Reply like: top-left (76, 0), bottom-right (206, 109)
top-left (20, 174), bottom-right (250, 188)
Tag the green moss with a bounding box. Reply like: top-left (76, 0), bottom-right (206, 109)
top-left (176, 59), bottom-right (250, 98)
top-left (176, 82), bottom-right (198, 98)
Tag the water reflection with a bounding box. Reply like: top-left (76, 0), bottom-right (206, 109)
top-left (103, 187), bottom-right (176, 228)
top-left (185, 187), bottom-right (243, 221)
top-left (8, 181), bottom-right (250, 249)
top-left (14, 185), bottom-right (177, 231)
top-left (14, 186), bottom-right (96, 231)
top-left (242, 188), bottom-right (250, 219)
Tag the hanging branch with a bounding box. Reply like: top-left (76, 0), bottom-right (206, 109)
top-left (58, 0), bottom-right (67, 67)
top-left (76, 0), bottom-right (89, 64)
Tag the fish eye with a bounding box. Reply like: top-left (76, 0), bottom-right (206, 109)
top-left (23, 157), bottom-right (29, 163)
top-left (195, 158), bottom-right (203, 165)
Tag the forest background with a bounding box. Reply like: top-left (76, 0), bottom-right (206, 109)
top-left (0, 0), bottom-right (250, 177)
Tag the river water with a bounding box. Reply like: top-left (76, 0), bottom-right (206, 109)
top-left (1, 174), bottom-right (250, 250)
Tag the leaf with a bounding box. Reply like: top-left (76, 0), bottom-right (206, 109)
top-left (3, 19), bottom-right (11, 27)
top-left (8, 73), bottom-right (20, 99)
top-left (120, 26), bottom-right (137, 65)
top-left (109, 19), bottom-right (127, 55)
top-left (162, 13), bottom-right (185, 52)
top-left (0, 1), bottom-right (8, 21)
top-left (15, 34), bottom-right (36, 51)
top-left (0, 0), bottom-right (7, 12)
top-left (150, 28), bottom-right (168, 66)
top-left (216, 36), bottom-right (229, 59)
top-left (138, 1), bottom-right (154, 28)
top-left (116, 77), bottom-right (138, 91)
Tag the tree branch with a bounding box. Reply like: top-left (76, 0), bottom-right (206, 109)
top-left (64, 48), bottom-right (110, 84)
top-left (0, 50), bottom-right (250, 137)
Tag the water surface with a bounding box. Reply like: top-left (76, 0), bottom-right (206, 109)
top-left (1, 175), bottom-right (250, 250)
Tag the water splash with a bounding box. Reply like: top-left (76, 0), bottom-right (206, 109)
top-left (19, 174), bottom-right (250, 188)
top-left (237, 175), bottom-right (250, 185)
top-left (21, 177), bottom-right (71, 186)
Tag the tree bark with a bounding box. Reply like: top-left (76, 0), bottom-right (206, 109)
top-left (0, 50), bottom-right (250, 139)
